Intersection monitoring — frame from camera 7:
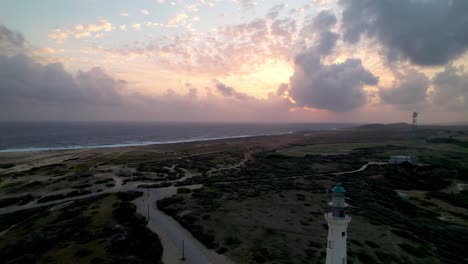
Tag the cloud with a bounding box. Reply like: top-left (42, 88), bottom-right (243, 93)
top-left (233, 0), bottom-right (255, 11)
top-left (315, 30), bottom-right (339, 56)
top-left (302, 10), bottom-right (339, 55)
top-left (432, 65), bottom-right (468, 111)
top-left (0, 25), bottom-right (25, 55)
top-left (185, 4), bottom-right (199, 12)
top-left (0, 54), bottom-right (123, 106)
top-left (101, 14), bottom-right (298, 77)
top-left (131, 24), bottom-right (142, 31)
top-left (310, 10), bottom-right (336, 30)
top-left (0, 52), bottom-right (295, 122)
top-left (289, 50), bottom-right (378, 112)
top-left (48, 20), bottom-right (115, 41)
top-left (168, 12), bottom-right (188, 26)
top-left (379, 69), bottom-right (429, 107)
top-left (271, 18), bottom-right (296, 41)
top-left (215, 81), bottom-right (253, 100)
top-left (141, 9), bottom-right (150, 15)
top-left (340, 0), bottom-right (468, 66)
top-left (276, 83), bottom-right (288, 96)
top-left (314, 0), bottom-right (329, 6)
top-left (0, 24), bottom-right (297, 122)
top-left (120, 12), bottom-right (129, 17)
top-left (90, 6), bottom-right (348, 79)
top-left (36, 47), bottom-right (65, 54)
top-left (0, 55), bottom-right (77, 101)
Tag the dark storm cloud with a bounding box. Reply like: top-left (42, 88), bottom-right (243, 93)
top-left (340, 0), bottom-right (468, 65)
top-left (432, 65), bottom-right (468, 111)
top-left (0, 54), bottom-right (124, 105)
top-left (289, 50), bottom-right (378, 112)
top-left (76, 67), bottom-right (125, 103)
top-left (0, 25), bottom-right (25, 55)
top-left (302, 10), bottom-right (339, 55)
top-left (0, 55), bottom-right (80, 101)
top-left (311, 10), bottom-right (337, 29)
top-left (287, 10), bottom-right (378, 112)
top-left (379, 69), bottom-right (429, 106)
top-left (316, 30), bottom-right (339, 56)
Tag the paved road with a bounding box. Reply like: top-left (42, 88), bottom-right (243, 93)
top-left (332, 162), bottom-right (387, 176)
top-left (134, 187), bottom-right (234, 264)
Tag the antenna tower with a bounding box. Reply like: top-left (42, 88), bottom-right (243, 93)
top-left (410, 112), bottom-right (419, 164)
top-left (412, 112), bottom-right (418, 129)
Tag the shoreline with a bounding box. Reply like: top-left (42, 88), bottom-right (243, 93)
top-left (0, 131), bottom-right (297, 154)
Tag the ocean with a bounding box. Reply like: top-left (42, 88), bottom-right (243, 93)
top-left (0, 122), bottom-right (357, 152)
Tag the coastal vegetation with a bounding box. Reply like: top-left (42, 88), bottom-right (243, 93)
top-left (0, 126), bottom-right (467, 263)
top-left (0, 192), bottom-right (163, 264)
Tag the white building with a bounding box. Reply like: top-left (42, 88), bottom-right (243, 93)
top-left (389, 155), bottom-right (412, 164)
top-left (325, 183), bottom-right (351, 264)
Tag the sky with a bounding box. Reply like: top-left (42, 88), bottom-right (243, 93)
top-left (0, 0), bottom-right (467, 124)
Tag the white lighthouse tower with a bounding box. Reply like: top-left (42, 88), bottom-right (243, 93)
top-left (325, 183), bottom-right (351, 264)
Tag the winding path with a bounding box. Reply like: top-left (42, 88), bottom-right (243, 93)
top-left (0, 159), bottom-right (385, 263)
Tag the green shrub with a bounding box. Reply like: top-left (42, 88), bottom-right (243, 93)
top-left (398, 243), bottom-right (425, 258)
top-left (177, 187), bottom-right (192, 194)
top-left (365, 240), bottom-right (380, 248)
top-left (0, 163), bottom-right (15, 169)
top-left (224, 236), bottom-right (241, 246)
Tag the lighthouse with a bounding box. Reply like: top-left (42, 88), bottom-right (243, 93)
top-left (325, 183), bottom-right (351, 264)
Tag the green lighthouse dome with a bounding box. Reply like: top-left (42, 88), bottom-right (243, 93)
top-left (332, 183), bottom-right (346, 193)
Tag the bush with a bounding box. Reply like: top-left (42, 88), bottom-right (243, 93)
top-left (224, 236), bottom-right (241, 246)
top-left (37, 190), bottom-right (91, 203)
top-left (427, 190), bottom-right (468, 209)
top-left (296, 193), bottom-right (306, 201)
top-left (0, 194), bottom-right (34, 208)
top-left (111, 200), bottom-right (163, 263)
top-left (251, 247), bottom-right (271, 263)
top-left (398, 243), bottom-right (425, 258)
top-left (375, 251), bottom-right (401, 263)
top-left (217, 247), bottom-right (228, 254)
top-left (365, 240), bottom-right (380, 248)
top-left (177, 187), bottom-right (192, 194)
top-left (74, 248), bottom-right (93, 258)
top-left (355, 250), bottom-right (376, 263)
top-left (0, 163), bottom-right (15, 169)
top-left (116, 191), bottom-right (143, 201)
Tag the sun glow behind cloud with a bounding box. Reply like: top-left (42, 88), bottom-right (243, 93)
top-left (223, 58), bottom-right (294, 98)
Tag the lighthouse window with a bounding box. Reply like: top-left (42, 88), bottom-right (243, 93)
top-left (328, 240), bottom-right (333, 249)
top-left (342, 232), bottom-right (346, 237)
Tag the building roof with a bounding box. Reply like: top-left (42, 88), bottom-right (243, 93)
top-left (332, 183), bottom-right (346, 193)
